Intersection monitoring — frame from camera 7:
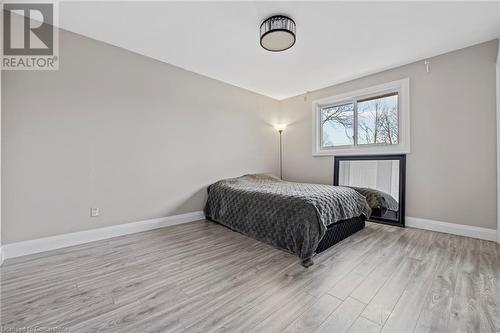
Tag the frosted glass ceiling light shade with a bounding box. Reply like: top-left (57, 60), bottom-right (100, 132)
top-left (260, 15), bottom-right (296, 52)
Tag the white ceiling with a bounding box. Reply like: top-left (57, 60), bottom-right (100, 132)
top-left (58, 1), bottom-right (500, 100)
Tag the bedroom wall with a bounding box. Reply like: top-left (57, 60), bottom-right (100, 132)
top-left (496, 41), bottom-right (500, 241)
top-left (279, 39), bottom-right (499, 230)
top-left (2, 28), bottom-right (280, 244)
top-left (0, 16), bottom-right (2, 262)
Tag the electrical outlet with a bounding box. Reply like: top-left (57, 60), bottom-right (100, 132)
top-left (90, 207), bottom-right (100, 217)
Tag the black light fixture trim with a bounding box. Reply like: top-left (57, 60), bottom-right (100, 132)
top-left (260, 15), bottom-right (296, 52)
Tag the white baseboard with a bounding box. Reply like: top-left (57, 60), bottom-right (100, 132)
top-left (3, 212), bottom-right (496, 260)
top-left (3, 211), bottom-right (205, 260)
top-left (406, 216), bottom-right (497, 242)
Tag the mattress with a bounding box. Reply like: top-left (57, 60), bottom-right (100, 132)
top-left (204, 174), bottom-right (371, 261)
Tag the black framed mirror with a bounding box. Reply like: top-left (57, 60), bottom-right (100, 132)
top-left (334, 154), bottom-right (406, 227)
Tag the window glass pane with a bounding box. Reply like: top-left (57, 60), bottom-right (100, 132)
top-left (321, 103), bottom-right (354, 147)
top-left (357, 93), bottom-right (399, 145)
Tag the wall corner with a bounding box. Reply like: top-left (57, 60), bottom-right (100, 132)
top-left (496, 38), bottom-right (500, 243)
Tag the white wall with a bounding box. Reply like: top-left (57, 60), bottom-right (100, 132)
top-left (496, 40), bottom-right (500, 242)
top-left (1, 10), bottom-right (3, 263)
top-left (339, 160), bottom-right (399, 201)
top-left (2, 26), bottom-right (498, 246)
top-left (279, 40), bottom-right (499, 230)
top-left (2, 28), bottom-right (280, 244)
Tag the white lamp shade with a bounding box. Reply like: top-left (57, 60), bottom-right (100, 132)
top-left (275, 124), bottom-right (286, 132)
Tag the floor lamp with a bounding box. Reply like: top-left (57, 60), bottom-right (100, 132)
top-left (275, 124), bottom-right (286, 179)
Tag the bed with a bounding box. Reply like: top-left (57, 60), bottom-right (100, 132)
top-left (204, 174), bottom-right (371, 267)
top-left (347, 186), bottom-right (399, 220)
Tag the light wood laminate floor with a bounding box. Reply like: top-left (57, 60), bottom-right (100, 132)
top-left (1, 221), bottom-right (499, 333)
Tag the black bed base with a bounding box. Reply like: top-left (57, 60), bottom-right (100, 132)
top-left (301, 216), bottom-right (366, 268)
top-left (371, 208), bottom-right (398, 220)
top-left (315, 216), bottom-right (366, 254)
top-left (206, 215), bottom-right (366, 268)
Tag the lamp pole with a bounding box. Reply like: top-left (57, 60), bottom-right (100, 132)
top-left (279, 129), bottom-right (283, 179)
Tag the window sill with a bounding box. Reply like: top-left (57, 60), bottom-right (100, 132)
top-left (313, 145), bottom-right (410, 157)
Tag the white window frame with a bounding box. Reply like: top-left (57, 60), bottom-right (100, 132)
top-left (312, 78), bottom-right (410, 156)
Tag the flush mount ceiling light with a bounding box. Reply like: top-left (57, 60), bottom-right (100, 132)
top-left (260, 15), bottom-right (296, 52)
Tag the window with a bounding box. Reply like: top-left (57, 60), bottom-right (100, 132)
top-left (356, 93), bottom-right (398, 145)
top-left (321, 103), bottom-right (354, 147)
top-left (313, 79), bottom-right (410, 156)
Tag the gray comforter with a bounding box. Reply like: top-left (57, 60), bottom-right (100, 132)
top-left (204, 174), bottom-right (371, 262)
top-left (347, 186), bottom-right (399, 211)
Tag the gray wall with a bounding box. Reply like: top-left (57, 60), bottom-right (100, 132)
top-left (2, 29), bottom-right (280, 243)
top-left (497, 42), bottom-right (500, 241)
top-left (2, 28), bottom-right (498, 244)
top-left (279, 40), bottom-right (499, 229)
